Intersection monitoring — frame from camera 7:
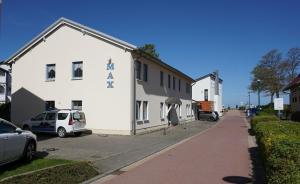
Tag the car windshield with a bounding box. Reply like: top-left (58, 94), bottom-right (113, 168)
top-left (72, 112), bottom-right (85, 120)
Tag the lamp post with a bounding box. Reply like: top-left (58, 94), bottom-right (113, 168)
top-left (248, 91), bottom-right (251, 109)
top-left (257, 79), bottom-right (261, 107)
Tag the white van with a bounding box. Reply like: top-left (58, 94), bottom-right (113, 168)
top-left (21, 109), bottom-right (86, 138)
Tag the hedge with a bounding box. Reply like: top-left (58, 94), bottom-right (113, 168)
top-left (251, 115), bottom-right (279, 129)
top-left (253, 120), bottom-right (300, 184)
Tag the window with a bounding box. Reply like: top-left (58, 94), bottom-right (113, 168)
top-left (45, 101), bottom-right (55, 110)
top-left (173, 77), bottom-right (176, 90)
top-left (186, 83), bottom-right (191, 94)
top-left (58, 113), bottom-right (69, 120)
top-left (204, 89), bottom-right (208, 101)
top-left (32, 113), bottom-right (46, 121)
top-left (186, 104), bottom-right (191, 117)
top-left (143, 101), bottom-right (148, 120)
top-left (0, 121), bottom-right (16, 134)
top-left (45, 113), bottom-right (56, 121)
top-left (46, 64), bottom-right (55, 80)
top-left (72, 61), bottom-right (83, 79)
top-left (168, 75), bottom-right (171, 89)
top-left (136, 101), bottom-right (141, 120)
top-left (160, 102), bottom-right (164, 119)
top-left (0, 70), bottom-right (5, 76)
top-left (0, 86), bottom-right (4, 94)
top-left (178, 79), bottom-right (181, 91)
top-left (179, 104), bottom-right (182, 118)
top-left (160, 71), bottom-right (164, 86)
top-left (136, 61), bottom-right (141, 80)
top-left (72, 100), bottom-right (82, 110)
top-left (143, 64), bottom-right (148, 82)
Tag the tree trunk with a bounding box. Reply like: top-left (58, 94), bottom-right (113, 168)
top-left (276, 91), bottom-right (280, 98)
top-left (270, 93), bottom-right (274, 103)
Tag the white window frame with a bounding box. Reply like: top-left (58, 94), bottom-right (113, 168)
top-left (143, 101), bottom-right (148, 120)
top-left (72, 61), bottom-right (83, 80)
top-left (72, 100), bottom-right (82, 110)
top-left (160, 102), bottom-right (164, 120)
top-left (179, 104), bottom-right (182, 118)
top-left (136, 101), bottom-right (142, 121)
top-left (46, 64), bottom-right (56, 81)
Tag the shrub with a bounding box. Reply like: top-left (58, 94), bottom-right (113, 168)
top-left (251, 115), bottom-right (279, 129)
top-left (253, 121), bottom-right (300, 184)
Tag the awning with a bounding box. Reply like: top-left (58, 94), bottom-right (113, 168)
top-left (165, 97), bottom-right (182, 105)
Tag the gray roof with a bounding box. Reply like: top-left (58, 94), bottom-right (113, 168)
top-left (195, 73), bottom-right (223, 83)
top-left (5, 17), bottom-right (137, 64)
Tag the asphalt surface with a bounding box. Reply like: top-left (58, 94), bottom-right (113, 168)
top-left (96, 110), bottom-right (252, 184)
top-left (36, 120), bottom-right (216, 174)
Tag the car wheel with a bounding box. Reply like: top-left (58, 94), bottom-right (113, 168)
top-left (23, 141), bottom-right (35, 162)
top-left (74, 132), bottom-right (82, 137)
top-left (57, 127), bottom-right (67, 138)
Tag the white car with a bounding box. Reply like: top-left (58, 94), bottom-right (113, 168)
top-left (0, 118), bottom-right (37, 166)
top-left (21, 109), bottom-right (87, 138)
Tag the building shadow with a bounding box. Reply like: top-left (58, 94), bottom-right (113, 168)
top-left (248, 147), bottom-right (266, 184)
top-left (223, 176), bottom-right (252, 184)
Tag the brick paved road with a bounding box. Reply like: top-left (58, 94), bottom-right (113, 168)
top-left (97, 110), bottom-right (252, 184)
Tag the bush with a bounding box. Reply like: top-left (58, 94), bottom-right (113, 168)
top-left (251, 115), bottom-right (279, 129)
top-left (253, 121), bottom-right (300, 184)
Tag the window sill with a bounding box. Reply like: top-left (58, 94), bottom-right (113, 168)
top-left (72, 77), bottom-right (83, 80)
top-left (45, 79), bottom-right (55, 82)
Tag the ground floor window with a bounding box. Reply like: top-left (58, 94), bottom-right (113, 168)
top-left (143, 101), bottom-right (148, 120)
top-left (72, 100), bottom-right (82, 110)
top-left (136, 101), bottom-right (141, 120)
top-left (186, 104), bottom-right (191, 117)
top-left (179, 104), bottom-right (182, 118)
top-left (45, 101), bottom-right (55, 110)
top-left (160, 102), bottom-right (164, 120)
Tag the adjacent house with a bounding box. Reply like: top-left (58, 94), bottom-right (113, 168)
top-left (0, 64), bottom-right (11, 104)
top-left (283, 74), bottom-right (300, 121)
top-left (5, 17), bottom-right (195, 135)
top-left (192, 72), bottom-right (223, 116)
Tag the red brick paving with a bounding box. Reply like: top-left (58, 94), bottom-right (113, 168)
top-left (101, 110), bottom-right (251, 184)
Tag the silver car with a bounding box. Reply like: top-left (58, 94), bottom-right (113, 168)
top-left (0, 118), bottom-right (37, 166)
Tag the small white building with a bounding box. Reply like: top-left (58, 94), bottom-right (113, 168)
top-left (0, 64), bottom-right (11, 104)
top-left (5, 18), bottom-right (195, 135)
top-left (192, 73), bottom-right (223, 116)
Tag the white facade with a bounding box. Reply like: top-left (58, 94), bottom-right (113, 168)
top-left (192, 74), bottom-right (223, 115)
top-left (0, 65), bottom-right (11, 103)
top-left (6, 18), bottom-right (194, 135)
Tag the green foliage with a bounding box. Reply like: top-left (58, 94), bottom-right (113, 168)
top-left (253, 121), bottom-right (300, 184)
top-left (139, 44), bottom-right (160, 58)
top-left (251, 115), bottom-right (279, 129)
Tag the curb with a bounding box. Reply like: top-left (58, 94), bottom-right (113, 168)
top-left (83, 118), bottom-right (224, 184)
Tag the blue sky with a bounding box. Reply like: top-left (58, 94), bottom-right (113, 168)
top-left (0, 0), bottom-right (299, 107)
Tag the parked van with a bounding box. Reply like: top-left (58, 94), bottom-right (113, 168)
top-left (21, 109), bottom-right (86, 138)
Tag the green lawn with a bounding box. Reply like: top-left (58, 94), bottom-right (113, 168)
top-left (0, 161), bottom-right (99, 184)
top-left (0, 158), bottom-right (73, 180)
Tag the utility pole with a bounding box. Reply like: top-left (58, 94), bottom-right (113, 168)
top-left (248, 91), bottom-right (251, 109)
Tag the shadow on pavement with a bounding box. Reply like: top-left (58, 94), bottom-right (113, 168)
top-left (223, 176), bottom-right (252, 184)
top-left (248, 147), bottom-right (266, 184)
top-left (37, 130), bottom-right (92, 141)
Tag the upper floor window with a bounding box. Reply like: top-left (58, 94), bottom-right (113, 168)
top-left (72, 100), bottom-right (82, 110)
top-left (178, 79), bottom-right (181, 91)
top-left (46, 64), bottom-right (56, 81)
top-left (0, 70), bottom-right (5, 77)
top-left (72, 61), bottom-right (83, 79)
top-left (168, 75), bottom-right (171, 89)
top-left (173, 77), bottom-right (176, 90)
top-left (45, 101), bottom-right (55, 110)
top-left (0, 86), bottom-right (5, 94)
top-left (143, 64), bottom-right (148, 82)
top-left (186, 83), bottom-right (191, 94)
top-left (204, 89), bottom-right (208, 101)
top-left (160, 71), bottom-right (164, 86)
top-left (135, 61), bottom-right (141, 80)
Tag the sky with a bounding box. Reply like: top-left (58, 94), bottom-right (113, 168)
top-left (0, 0), bottom-right (299, 107)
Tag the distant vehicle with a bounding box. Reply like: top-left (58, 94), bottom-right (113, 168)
top-left (0, 118), bottom-right (37, 166)
top-left (198, 111), bottom-right (219, 121)
top-left (21, 110), bottom-right (86, 138)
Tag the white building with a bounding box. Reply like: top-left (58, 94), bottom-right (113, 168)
top-left (192, 73), bottom-right (223, 116)
top-left (0, 64), bottom-right (11, 104)
top-left (5, 18), bottom-right (195, 135)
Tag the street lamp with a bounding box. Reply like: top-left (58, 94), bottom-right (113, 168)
top-left (257, 79), bottom-right (261, 107)
top-left (248, 91), bottom-right (251, 109)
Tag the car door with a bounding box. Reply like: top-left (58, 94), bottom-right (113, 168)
top-left (0, 121), bottom-right (25, 162)
top-left (31, 113), bottom-right (46, 132)
top-left (43, 112), bottom-right (56, 132)
top-left (0, 131), bottom-right (4, 164)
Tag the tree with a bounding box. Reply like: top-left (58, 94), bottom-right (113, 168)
top-left (250, 49), bottom-right (286, 102)
top-left (139, 44), bottom-right (159, 58)
top-left (284, 48), bottom-right (300, 82)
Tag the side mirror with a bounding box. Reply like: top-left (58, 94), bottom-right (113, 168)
top-left (15, 128), bottom-right (23, 134)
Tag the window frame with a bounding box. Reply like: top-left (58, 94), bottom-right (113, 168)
top-left (178, 79), bottom-right (181, 91)
top-left (72, 100), bottom-right (83, 111)
top-left (204, 89), bottom-right (208, 101)
top-left (143, 101), bottom-right (149, 121)
top-left (160, 71), bottom-right (164, 87)
top-left (143, 64), bottom-right (148, 82)
top-left (173, 76), bottom-right (176, 90)
top-left (136, 100), bottom-right (142, 121)
top-left (46, 64), bottom-right (56, 81)
top-left (168, 75), bottom-right (171, 89)
top-left (135, 61), bottom-right (142, 80)
top-left (160, 102), bottom-right (164, 120)
top-left (45, 101), bottom-right (55, 111)
top-left (72, 61), bottom-right (83, 80)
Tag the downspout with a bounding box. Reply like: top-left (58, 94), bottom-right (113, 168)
top-left (132, 58), bottom-right (136, 135)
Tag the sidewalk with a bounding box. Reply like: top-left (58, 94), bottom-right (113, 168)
top-left (95, 110), bottom-right (252, 184)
